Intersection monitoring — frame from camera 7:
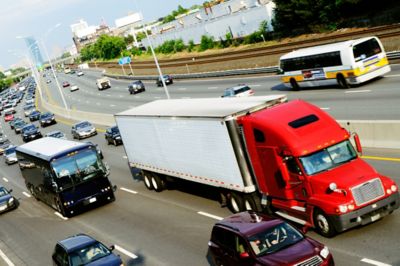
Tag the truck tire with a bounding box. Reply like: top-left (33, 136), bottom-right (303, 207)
top-left (28, 184), bottom-right (39, 201)
top-left (243, 194), bottom-right (263, 212)
top-left (313, 208), bottom-right (337, 238)
top-left (228, 192), bottom-right (244, 213)
top-left (290, 78), bottom-right (300, 91)
top-left (143, 172), bottom-right (153, 190)
top-left (337, 74), bottom-right (349, 89)
top-left (151, 173), bottom-right (166, 192)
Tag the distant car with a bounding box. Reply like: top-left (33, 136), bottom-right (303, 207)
top-left (24, 105), bottom-right (35, 117)
top-left (10, 117), bottom-right (23, 129)
top-left (52, 234), bottom-right (123, 266)
top-left (70, 69), bottom-right (76, 74)
top-left (208, 211), bottom-right (334, 266)
top-left (71, 121), bottom-right (97, 140)
top-left (4, 111), bottom-right (14, 122)
top-left (62, 81), bottom-right (70, 87)
top-left (0, 138), bottom-right (12, 155)
top-left (45, 130), bottom-right (66, 139)
top-left (3, 107), bottom-right (16, 114)
top-left (21, 124), bottom-right (43, 142)
top-left (77, 71), bottom-right (84, 77)
top-left (4, 146), bottom-right (18, 165)
top-left (70, 85), bottom-right (79, 92)
top-left (221, 85), bottom-right (254, 98)
top-left (25, 98), bottom-right (35, 105)
top-left (156, 75), bottom-right (173, 87)
top-left (39, 112), bottom-right (56, 127)
top-left (46, 79), bottom-right (51, 84)
top-left (0, 186), bottom-right (19, 212)
top-left (105, 126), bottom-right (122, 146)
top-left (128, 80), bottom-right (145, 94)
top-left (29, 110), bottom-right (41, 122)
top-left (14, 120), bottom-right (27, 134)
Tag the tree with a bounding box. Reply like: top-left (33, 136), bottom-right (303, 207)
top-left (61, 52), bottom-right (71, 59)
top-left (162, 5), bottom-right (189, 24)
top-left (124, 35), bottom-right (134, 45)
top-left (0, 72), bottom-right (5, 79)
top-left (199, 35), bottom-right (214, 51)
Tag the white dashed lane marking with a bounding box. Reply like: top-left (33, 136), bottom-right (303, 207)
top-left (120, 187), bottom-right (138, 194)
top-left (22, 192), bottom-right (31, 198)
top-left (2, 177), bottom-right (9, 182)
top-left (345, 89), bottom-right (371, 94)
top-left (197, 211), bottom-right (223, 221)
top-left (361, 258), bottom-right (391, 266)
top-left (114, 245), bottom-right (138, 260)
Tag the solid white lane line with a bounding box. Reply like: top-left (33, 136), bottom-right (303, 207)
top-left (178, 88), bottom-right (187, 91)
top-left (320, 107), bottom-right (330, 110)
top-left (114, 245), bottom-right (138, 259)
top-left (361, 258), bottom-right (391, 266)
top-left (345, 90), bottom-right (371, 94)
top-left (0, 248), bottom-right (15, 266)
top-left (198, 211), bottom-right (223, 221)
top-left (22, 192), bottom-right (31, 198)
top-left (2, 177), bottom-right (8, 182)
top-left (54, 212), bottom-right (68, 220)
top-left (120, 187), bottom-right (138, 194)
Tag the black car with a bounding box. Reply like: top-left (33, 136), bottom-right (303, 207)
top-left (14, 120), bottom-right (27, 134)
top-left (0, 186), bottom-right (19, 213)
top-left (21, 124), bottom-right (43, 142)
top-left (128, 80), bottom-right (145, 94)
top-left (156, 75), bottom-right (173, 87)
top-left (52, 234), bottom-right (123, 266)
top-left (29, 110), bottom-right (41, 121)
top-left (39, 112), bottom-right (56, 127)
top-left (105, 126), bottom-right (122, 146)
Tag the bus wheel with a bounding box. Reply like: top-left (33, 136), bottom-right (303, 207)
top-left (313, 209), bottom-right (337, 238)
top-left (143, 171), bottom-right (153, 190)
top-left (28, 185), bottom-right (39, 201)
top-left (243, 194), bottom-right (262, 212)
top-left (151, 173), bottom-right (166, 192)
top-left (337, 74), bottom-right (349, 89)
top-left (228, 192), bottom-right (244, 213)
top-left (290, 79), bottom-right (300, 91)
top-left (56, 201), bottom-right (67, 217)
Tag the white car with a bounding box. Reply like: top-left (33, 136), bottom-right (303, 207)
top-left (70, 85), bottom-right (79, 92)
top-left (77, 71), bottom-right (84, 77)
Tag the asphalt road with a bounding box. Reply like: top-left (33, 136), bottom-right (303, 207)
top-left (46, 64), bottom-right (400, 120)
top-left (0, 69), bottom-right (399, 265)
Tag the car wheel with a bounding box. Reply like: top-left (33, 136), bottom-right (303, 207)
top-left (143, 171), bottom-right (153, 190)
top-left (113, 139), bottom-right (118, 146)
top-left (227, 192), bottom-right (244, 213)
top-left (290, 78), bottom-right (300, 91)
top-left (151, 173), bottom-right (166, 192)
top-left (337, 74), bottom-right (349, 89)
top-left (313, 208), bottom-right (337, 237)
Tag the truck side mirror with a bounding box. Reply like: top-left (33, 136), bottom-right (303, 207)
top-left (353, 133), bottom-right (362, 154)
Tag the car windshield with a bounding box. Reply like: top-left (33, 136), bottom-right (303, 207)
top-left (15, 121), bottom-right (26, 127)
top-left (0, 187), bottom-right (9, 197)
top-left (111, 127), bottom-right (119, 134)
top-left (69, 241), bottom-right (111, 265)
top-left (23, 125), bottom-right (36, 132)
top-left (222, 89), bottom-right (234, 97)
top-left (51, 148), bottom-right (105, 191)
top-left (248, 222), bottom-right (304, 256)
top-left (5, 147), bottom-right (16, 155)
top-left (49, 132), bottom-right (63, 138)
top-left (299, 140), bottom-right (357, 175)
top-left (76, 122), bottom-right (91, 129)
top-left (40, 112), bottom-right (52, 118)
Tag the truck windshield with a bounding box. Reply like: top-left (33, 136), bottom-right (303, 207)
top-left (51, 149), bottom-right (105, 191)
top-left (299, 140), bottom-right (357, 175)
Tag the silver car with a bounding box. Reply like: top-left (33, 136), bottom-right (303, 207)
top-left (4, 146), bottom-right (18, 165)
top-left (71, 121), bottom-right (97, 140)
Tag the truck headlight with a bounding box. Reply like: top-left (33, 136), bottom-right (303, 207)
top-left (338, 205), bottom-right (348, 213)
top-left (320, 246), bottom-right (330, 259)
top-left (392, 185), bottom-right (397, 192)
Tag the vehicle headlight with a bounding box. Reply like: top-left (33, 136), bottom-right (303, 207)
top-left (338, 205), bottom-right (348, 213)
top-left (392, 185), bottom-right (397, 192)
top-left (8, 197), bottom-right (14, 204)
top-left (387, 189), bottom-right (392, 195)
top-left (320, 246), bottom-right (330, 259)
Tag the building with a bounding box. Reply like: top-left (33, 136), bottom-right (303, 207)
top-left (142, 0), bottom-right (275, 48)
top-left (24, 36), bottom-right (44, 69)
top-left (71, 19), bottom-right (111, 52)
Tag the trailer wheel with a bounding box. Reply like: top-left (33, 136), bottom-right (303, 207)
top-left (313, 209), bottom-right (337, 238)
top-left (243, 194), bottom-right (263, 212)
top-left (337, 74), bottom-right (349, 89)
top-left (290, 78), bottom-right (300, 91)
top-left (151, 173), bottom-right (166, 192)
top-left (228, 192), bottom-right (244, 213)
top-left (143, 172), bottom-right (153, 190)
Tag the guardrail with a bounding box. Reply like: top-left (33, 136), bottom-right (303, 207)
top-left (104, 51), bottom-right (400, 80)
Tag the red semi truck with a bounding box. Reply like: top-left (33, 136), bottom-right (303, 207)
top-left (116, 95), bottom-right (399, 237)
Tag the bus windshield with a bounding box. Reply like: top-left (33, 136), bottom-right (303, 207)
top-left (299, 140), bottom-right (357, 175)
top-left (353, 38), bottom-right (382, 62)
top-left (51, 148), bottom-right (105, 191)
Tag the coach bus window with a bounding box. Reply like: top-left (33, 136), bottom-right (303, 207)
top-left (353, 38), bottom-right (381, 62)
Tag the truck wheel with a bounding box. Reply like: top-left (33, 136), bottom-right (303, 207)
top-left (290, 78), bottom-right (300, 91)
top-left (151, 173), bottom-right (166, 192)
top-left (143, 172), bottom-right (153, 190)
top-left (313, 209), bottom-right (337, 238)
top-left (243, 194), bottom-right (262, 212)
top-left (28, 185), bottom-right (39, 201)
top-left (337, 74), bottom-right (349, 89)
top-left (228, 192), bottom-right (244, 213)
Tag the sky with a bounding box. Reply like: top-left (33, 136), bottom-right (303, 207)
top-left (0, 0), bottom-right (204, 71)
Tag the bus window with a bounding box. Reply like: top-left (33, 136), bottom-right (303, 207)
top-left (353, 38), bottom-right (382, 62)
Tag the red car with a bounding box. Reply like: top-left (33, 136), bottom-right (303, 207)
top-left (4, 112), bottom-right (14, 122)
top-left (62, 81), bottom-right (70, 87)
top-left (208, 211), bottom-right (334, 266)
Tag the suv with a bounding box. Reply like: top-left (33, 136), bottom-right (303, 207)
top-left (156, 75), bottom-right (173, 87)
top-left (39, 112), bottom-right (56, 127)
top-left (208, 211), bottom-right (334, 266)
top-left (71, 121), bottom-right (97, 140)
top-left (221, 85), bottom-right (254, 98)
top-left (52, 234), bottom-right (123, 266)
top-left (105, 126), bottom-right (122, 146)
top-left (128, 80), bottom-right (145, 94)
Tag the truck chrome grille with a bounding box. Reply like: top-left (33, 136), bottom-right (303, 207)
top-left (351, 178), bottom-right (384, 206)
top-left (295, 255), bottom-right (323, 266)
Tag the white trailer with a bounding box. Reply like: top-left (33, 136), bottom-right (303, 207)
top-left (115, 95), bottom-right (286, 195)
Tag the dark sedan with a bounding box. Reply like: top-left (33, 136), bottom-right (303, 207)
top-left (21, 124), bottom-right (43, 142)
top-left (39, 112), bottom-right (56, 127)
top-left (29, 110), bottom-right (41, 122)
top-left (0, 187), bottom-right (19, 213)
top-left (105, 126), bottom-right (123, 146)
top-left (128, 80), bottom-right (145, 94)
top-left (156, 75), bottom-right (173, 87)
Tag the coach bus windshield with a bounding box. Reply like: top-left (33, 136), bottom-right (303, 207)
top-left (51, 148), bottom-right (105, 190)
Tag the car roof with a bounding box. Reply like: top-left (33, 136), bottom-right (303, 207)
top-left (58, 234), bottom-right (97, 252)
top-left (224, 85), bottom-right (250, 91)
top-left (73, 120), bottom-right (91, 126)
top-left (215, 211), bottom-right (284, 237)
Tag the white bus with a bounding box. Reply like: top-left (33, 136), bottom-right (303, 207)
top-left (279, 36), bottom-right (391, 90)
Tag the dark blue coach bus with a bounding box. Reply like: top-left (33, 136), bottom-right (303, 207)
top-left (16, 137), bottom-right (115, 217)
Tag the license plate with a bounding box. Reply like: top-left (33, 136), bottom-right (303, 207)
top-left (371, 213), bottom-right (380, 222)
